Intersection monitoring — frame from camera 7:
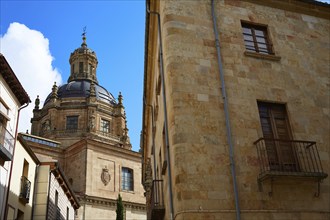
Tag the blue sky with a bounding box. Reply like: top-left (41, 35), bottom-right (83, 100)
top-left (0, 0), bottom-right (145, 152)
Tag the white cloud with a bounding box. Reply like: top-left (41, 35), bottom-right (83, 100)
top-left (0, 22), bottom-right (62, 133)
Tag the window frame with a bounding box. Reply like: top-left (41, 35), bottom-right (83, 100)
top-left (66, 207), bottom-right (69, 220)
top-left (100, 118), bottom-right (110, 133)
top-left (257, 101), bottom-right (299, 172)
top-left (0, 98), bottom-right (9, 117)
top-left (121, 167), bottom-right (134, 191)
top-left (241, 21), bottom-right (274, 55)
top-left (66, 116), bottom-right (78, 130)
top-left (79, 62), bottom-right (83, 73)
top-left (71, 63), bottom-right (75, 75)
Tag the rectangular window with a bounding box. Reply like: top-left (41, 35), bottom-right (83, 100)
top-left (19, 160), bottom-right (31, 204)
top-left (17, 209), bottom-right (24, 220)
top-left (100, 118), bottom-right (110, 133)
top-left (121, 167), bottom-right (133, 191)
top-left (0, 113), bottom-right (8, 131)
top-left (66, 116), bottom-right (78, 130)
top-left (71, 64), bottom-right (75, 74)
top-left (55, 190), bottom-right (58, 207)
top-left (89, 64), bottom-right (93, 74)
top-left (79, 62), bottom-right (83, 73)
top-left (241, 21), bottom-right (273, 55)
top-left (22, 159), bottom-right (29, 177)
top-left (257, 102), bottom-right (298, 171)
top-left (66, 207), bottom-right (69, 220)
top-left (55, 190), bottom-right (60, 220)
top-left (0, 99), bottom-right (9, 116)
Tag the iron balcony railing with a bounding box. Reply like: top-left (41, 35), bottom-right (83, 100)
top-left (149, 180), bottom-right (165, 220)
top-left (19, 176), bottom-right (31, 204)
top-left (0, 126), bottom-right (15, 161)
top-left (254, 138), bottom-right (328, 180)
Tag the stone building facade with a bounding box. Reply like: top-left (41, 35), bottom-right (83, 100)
top-left (142, 0), bottom-right (329, 220)
top-left (28, 35), bottom-right (146, 219)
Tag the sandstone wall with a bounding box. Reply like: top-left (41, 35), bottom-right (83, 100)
top-left (146, 0), bottom-right (330, 219)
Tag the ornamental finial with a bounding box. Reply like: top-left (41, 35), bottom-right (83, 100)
top-left (81, 26), bottom-right (87, 47)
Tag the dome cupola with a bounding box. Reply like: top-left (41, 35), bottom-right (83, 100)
top-left (43, 31), bottom-right (116, 106)
top-left (68, 30), bottom-right (98, 83)
top-left (31, 30), bottom-right (131, 151)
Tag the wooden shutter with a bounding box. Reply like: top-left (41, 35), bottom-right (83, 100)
top-left (257, 102), bottom-right (298, 171)
top-left (258, 104), bottom-right (279, 169)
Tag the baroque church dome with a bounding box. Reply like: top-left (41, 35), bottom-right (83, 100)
top-left (44, 80), bottom-right (116, 105)
top-left (31, 32), bottom-right (131, 150)
top-left (43, 32), bottom-right (116, 106)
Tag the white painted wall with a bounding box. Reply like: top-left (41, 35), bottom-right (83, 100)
top-left (48, 171), bottom-right (76, 220)
top-left (7, 139), bottom-right (38, 220)
top-left (0, 71), bottom-right (22, 220)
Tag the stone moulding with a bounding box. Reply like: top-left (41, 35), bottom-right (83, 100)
top-left (83, 196), bottom-right (146, 210)
top-left (244, 51), bottom-right (281, 61)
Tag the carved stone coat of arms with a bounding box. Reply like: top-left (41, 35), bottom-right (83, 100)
top-left (101, 167), bottom-right (111, 186)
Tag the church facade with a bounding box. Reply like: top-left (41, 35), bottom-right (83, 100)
top-left (28, 34), bottom-right (146, 219)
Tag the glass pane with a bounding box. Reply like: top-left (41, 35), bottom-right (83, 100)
top-left (242, 27), bottom-right (252, 34)
top-left (246, 48), bottom-right (256, 52)
top-left (122, 168), bottom-right (133, 191)
top-left (255, 30), bottom-right (265, 37)
top-left (245, 41), bottom-right (255, 50)
top-left (243, 35), bottom-right (253, 42)
top-left (256, 37), bottom-right (266, 43)
top-left (246, 41), bottom-right (255, 46)
top-left (258, 43), bottom-right (267, 49)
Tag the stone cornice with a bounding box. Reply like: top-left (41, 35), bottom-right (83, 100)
top-left (81, 195), bottom-right (146, 211)
top-left (85, 138), bottom-right (142, 160)
top-left (242, 0), bottom-right (330, 20)
top-left (63, 138), bottom-right (141, 161)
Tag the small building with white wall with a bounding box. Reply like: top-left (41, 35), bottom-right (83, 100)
top-left (0, 54), bottom-right (30, 219)
top-left (33, 161), bottom-right (79, 220)
top-left (6, 135), bottom-right (39, 220)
